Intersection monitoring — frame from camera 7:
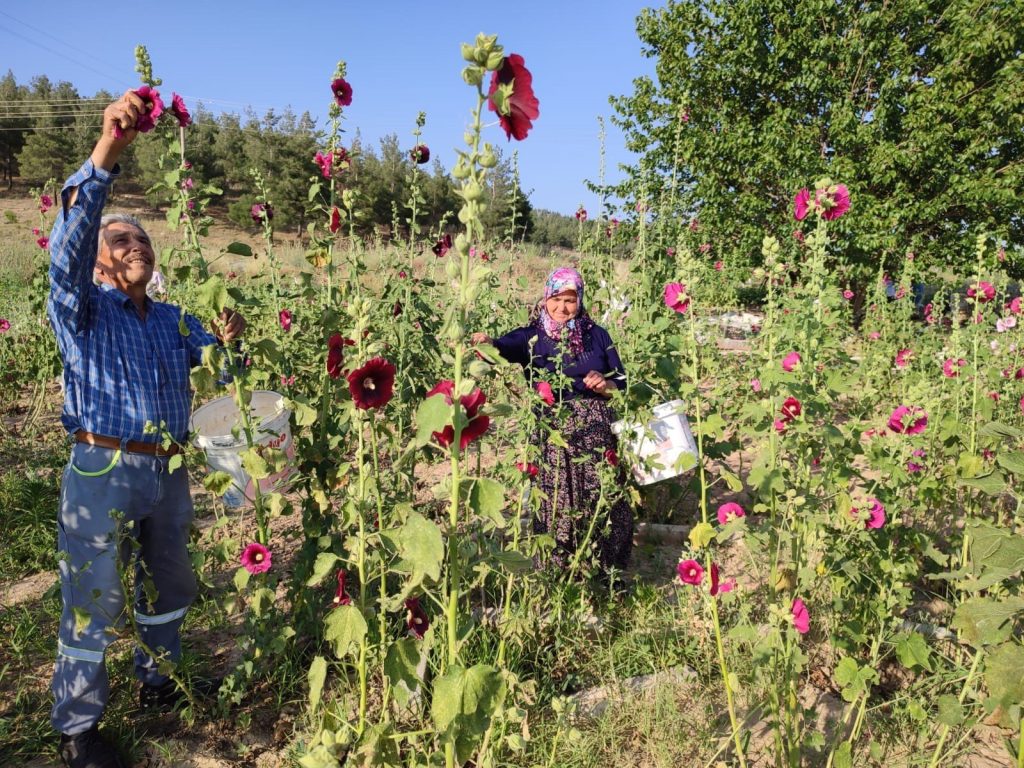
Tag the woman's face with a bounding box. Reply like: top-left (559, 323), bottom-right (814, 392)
top-left (545, 289), bottom-right (579, 323)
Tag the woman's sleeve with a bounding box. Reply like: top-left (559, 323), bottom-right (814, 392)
top-left (493, 326), bottom-right (533, 367)
top-left (597, 326), bottom-right (627, 390)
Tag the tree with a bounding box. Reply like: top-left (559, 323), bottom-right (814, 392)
top-left (0, 70), bottom-right (28, 188)
top-left (606, 0), bottom-right (1024, 276)
top-left (15, 76), bottom-right (80, 183)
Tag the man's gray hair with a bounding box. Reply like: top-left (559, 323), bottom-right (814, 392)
top-left (99, 213), bottom-right (147, 238)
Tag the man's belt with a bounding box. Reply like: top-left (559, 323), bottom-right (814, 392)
top-left (75, 430), bottom-right (182, 456)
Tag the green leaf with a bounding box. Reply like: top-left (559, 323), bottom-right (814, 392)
top-left (73, 606), bottom-right (91, 634)
top-left (958, 471), bottom-right (1007, 496)
top-left (547, 430), bottom-right (569, 449)
top-left (688, 521), bottom-right (716, 550)
top-left (415, 394), bottom-right (450, 447)
top-left (718, 467), bottom-right (743, 491)
top-left (233, 567), bottom-right (250, 592)
top-left (465, 477), bottom-right (507, 528)
top-left (985, 643), bottom-right (1024, 708)
top-left (833, 741), bottom-right (852, 768)
top-left (936, 694), bottom-right (964, 727)
top-left (396, 512), bottom-right (444, 582)
top-left (224, 241), bottom-right (253, 257)
top-left (324, 604), bottom-right (367, 659)
top-left (286, 396), bottom-right (318, 427)
top-left (834, 657), bottom-right (877, 703)
top-left (384, 638), bottom-right (424, 706)
top-left (952, 596), bottom-right (1024, 648)
top-left (997, 451), bottom-right (1024, 476)
top-left (431, 664), bottom-right (504, 761)
top-left (196, 275), bottom-right (228, 315)
top-left (978, 421), bottom-right (1024, 440)
top-left (490, 550), bottom-right (533, 572)
top-left (895, 632), bottom-right (933, 672)
top-left (167, 453), bottom-right (183, 474)
top-left (306, 552), bottom-right (339, 587)
top-left (307, 655), bottom-right (327, 716)
top-left (241, 448), bottom-right (270, 481)
top-left (203, 470), bottom-right (235, 495)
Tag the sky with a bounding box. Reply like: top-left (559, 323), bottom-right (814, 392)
top-left (0, 1), bottom-right (660, 217)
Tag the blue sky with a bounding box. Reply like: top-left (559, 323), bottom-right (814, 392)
top-left (0, 1), bottom-right (659, 216)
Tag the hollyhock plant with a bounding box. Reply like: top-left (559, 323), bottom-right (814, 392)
top-left (791, 598), bottom-right (810, 634)
top-left (169, 93), bottom-right (191, 127)
top-left (516, 461), bottom-right (539, 477)
top-left (37, 236), bottom-right (49, 250)
top-left (279, 309), bottom-right (292, 332)
top-left (314, 151), bottom-right (333, 179)
top-left (793, 188), bottom-right (811, 221)
top-left (818, 184), bottom-right (850, 220)
top-left (943, 358), bottom-right (966, 378)
top-left (677, 559), bottom-right (704, 586)
top-left (888, 405), bottom-right (928, 435)
top-left (895, 349), bottom-right (913, 368)
top-left (251, 203), bottom-right (272, 224)
top-left (432, 233), bottom-right (452, 257)
top-left (967, 281), bottom-right (995, 303)
top-left (717, 502), bottom-right (745, 525)
top-left (410, 144), bottom-right (430, 164)
top-left (331, 77), bottom-right (353, 107)
top-left (332, 570), bottom-right (352, 607)
top-left (241, 543), bottom-right (272, 574)
top-left (852, 498), bottom-right (886, 529)
top-left (405, 597), bottom-right (429, 639)
top-left (536, 381), bottom-right (555, 406)
top-left (663, 282), bottom-right (690, 314)
top-left (781, 352), bottom-right (801, 372)
top-left (326, 333), bottom-right (354, 379)
top-left (347, 357), bottom-right (396, 410)
top-left (427, 380), bottom-right (490, 450)
top-left (487, 53), bottom-right (540, 141)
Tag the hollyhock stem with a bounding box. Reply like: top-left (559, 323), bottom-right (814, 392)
top-left (927, 650), bottom-right (980, 768)
top-left (355, 415), bottom-right (369, 735)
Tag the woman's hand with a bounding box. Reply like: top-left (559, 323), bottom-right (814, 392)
top-left (470, 332), bottom-right (492, 345)
top-left (583, 370), bottom-right (612, 395)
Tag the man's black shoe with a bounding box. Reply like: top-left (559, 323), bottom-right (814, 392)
top-left (139, 676), bottom-right (222, 713)
top-left (59, 725), bottom-right (129, 768)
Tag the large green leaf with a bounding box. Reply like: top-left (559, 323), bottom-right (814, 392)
top-left (306, 552), bottom-right (339, 587)
top-left (384, 638), bottom-right (424, 707)
top-left (324, 604), bottom-right (367, 659)
top-left (414, 394), bottom-right (450, 447)
top-left (395, 512), bottom-right (444, 582)
top-left (464, 477), bottom-right (507, 528)
top-left (952, 596), bottom-right (1024, 648)
top-left (196, 275), bottom-right (228, 315)
top-left (307, 655), bottom-right (327, 716)
top-left (895, 632), bottom-right (933, 672)
top-left (431, 664), bottom-right (504, 762)
top-left (984, 642), bottom-right (1024, 708)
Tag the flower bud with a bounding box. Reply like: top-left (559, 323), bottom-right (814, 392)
top-left (463, 181), bottom-right (483, 202)
top-left (752, 267), bottom-right (766, 280)
top-left (485, 50), bottom-right (505, 71)
top-left (455, 233), bottom-right (471, 256)
top-left (462, 66), bottom-right (484, 87)
top-left (445, 258), bottom-right (460, 279)
top-left (452, 159), bottom-right (472, 180)
top-left (479, 144), bottom-right (498, 168)
top-left (460, 43), bottom-right (476, 63)
top-left (342, 189), bottom-right (355, 210)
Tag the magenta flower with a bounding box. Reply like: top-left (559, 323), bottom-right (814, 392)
top-left (791, 598), bottom-right (810, 634)
top-left (516, 461), bottom-right (539, 477)
top-left (487, 53), bottom-right (540, 141)
top-left (895, 349), bottom-right (913, 369)
top-left (663, 282), bottom-right (690, 314)
top-left (604, 448), bottom-right (619, 467)
top-left (717, 502), bottom-right (745, 525)
top-left (37, 236), bottom-right (49, 250)
top-left (710, 562), bottom-right (735, 596)
top-left (818, 184), bottom-right (850, 220)
top-left (699, 242), bottom-right (712, 254)
top-left (114, 85), bottom-right (164, 137)
top-left (279, 309), bottom-right (292, 332)
top-left (251, 203), bottom-right (272, 224)
top-left (241, 543), bottom-right (272, 574)
top-left (332, 570), bottom-right (352, 607)
top-left (677, 559), bottom-right (704, 586)
top-left (793, 188), bottom-right (811, 221)
top-left (774, 419), bottom-right (788, 434)
top-left (432, 233), bottom-right (452, 258)
top-left (869, 331), bottom-right (881, 340)
top-left (347, 357), bottom-right (397, 410)
top-left (780, 396), bottom-right (802, 423)
top-left (843, 289), bottom-right (854, 300)
top-left (851, 497), bottom-right (886, 529)
top-left (967, 281), bottom-right (995, 303)
top-left (331, 77), bottom-right (353, 107)
top-left (575, 207), bottom-right (587, 222)
top-left (0, 318), bottom-right (10, 333)
top-left (713, 260), bottom-right (724, 272)
top-left (942, 358), bottom-right (966, 378)
top-left (405, 597), bottom-right (429, 639)
top-left (781, 352), bottom-right (801, 372)
top-left (314, 151), bottom-right (333, 179)
top-left (410, 144), bottom-right (430, 164)
top-left (751, 378), bottom-right (762, 392)
top-left (426, 380), bottom-right (490, 450)
top-left (170, 93), bottom-right (191, 127)
top-left (1007, 297), bottom-right (1022, 315)
top-left (535, 381), bottom-right (555, 406)
top-left (39, 194), bottom-right (53, 212)
top-left (888, 405), bottom-right (928, 435)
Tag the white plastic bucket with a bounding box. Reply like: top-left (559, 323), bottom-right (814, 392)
top-left (191, 391), bottom-right (295, 508)
top-left (611, 399), bottom-right (699, 486)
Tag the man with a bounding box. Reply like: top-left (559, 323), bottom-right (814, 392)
top-left (48, 91), bottom-right (244, 768)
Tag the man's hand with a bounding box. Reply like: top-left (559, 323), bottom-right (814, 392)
top-left (90, 91), bottom-right (147, 172)
top-left (583, 370), bottom-right (612, 395)
top-left (212, 309), bottom-right (246, 343)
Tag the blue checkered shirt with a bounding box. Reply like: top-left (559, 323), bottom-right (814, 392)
top-left (48, 159), bottom-right (218, 443)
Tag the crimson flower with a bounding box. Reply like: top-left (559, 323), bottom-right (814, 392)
top-left (347, 357), bottom-right (396, 410)
top-left (967, 281), bottom-right (995, 303)
top-left (943, 358), bottom-right (966, 378)
top-left (0, 319), bottom-right (10, 333)
top-left (405, 597), bottom-right (429, 639)
top-left (170, 93), bottom-right (191, 127)
top-left (114, 85), bottom-right (164, 137)
top-left (516, 461), bottom-right (539, 477)
top-left (251, 203), bottom-right (272, 223)
top-left (710, 562), bottom-right (734, 596)
top-left (714, 260), bottom-right (724, 272)
top-left (314, 151), bottom-right (333, 179)
top-left (240, 543), bottom-right (271, 574)
top-left (329, 206), bottom-right (341, 234)
top-left (37, 236), bottom-right (49, 250)
top-left (535, 381), bottom-right (555, 406)
top-left (677, 559), bottom-right (704, 586)
top-left (791, 598), bottom-right (810, 634)
top-left (326, 333), bottom-right (354, 379)
top-left (1007, 297), bottom-right (1022, 315)
top-left (663, 282), bottom-right (690, 314)
top-left (332, 570), bottom-right (352, 607)
top-left (279, 309), bottom-right (292, 332)
top-left (781, 352), bottom-right (801, 372)
top-left (793, 188), bottom-right (811, 221)
top-left (331, 77), bottom-right (353, 107)
top-left (426, 379), bottom-right (490, 450)
top-left (410, 144), bottom-right (430, 164)
top-left (432, 233), bottom-right (452, 257)
top-left (717, 502), bottom-right (745, 525)
top-left (32, 227), bottom-right (40, 236)
top-left (780, 396), bottom-right (802, 422)
top-left (487, 53), bottom-right (540, 141)
top-left (888, 405), bottom-right (927, 435)
top-left (604, 448), bottom-right (619, 466)
top-left (575, 207), bottom-right (587, 222)
top-left (39, 194), bottom-right (53, 212)
top-left (895, 348), bottom-right (913, 369)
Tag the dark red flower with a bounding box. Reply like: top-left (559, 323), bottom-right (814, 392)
top-left (780, 396), bottom-right (802, 422)
top-left (392, 301), bottom-right (402, 317)
top-left (332, 570), bottom-right (352, 607)
top-left (331, 77), bottom-right (353, 107)
top-left (410, 145), bottom-right (430, 164)
top-left (405, 597), bottom-right (429, 639)
top-left (36, 236), bottom-right (49, 250)
top-left (432, 233), bottom-right (452, 257)
top-left (329, 206), bottom-right (341, 233)
top-left (347, 357), bottom-right (396, 410)
top-left (426, 379), bottom-right (490, 450)
top-left (487, 54), bottom-right (540, 141)
top-left (604, 448), bottom-right (619, 466)
top-left (170, 93), bottom-right (191, 128)
top-left (279, 309), bottom-right (292, 331)
top-left (327, 333), bottom-right (354, 379)
top-left (516, 461), bottom-right (539, 477)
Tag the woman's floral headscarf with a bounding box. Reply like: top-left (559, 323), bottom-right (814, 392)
top-left (532, 267), bottom-right (593, 358)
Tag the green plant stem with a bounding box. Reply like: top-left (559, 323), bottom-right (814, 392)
top-left (927, 650), bottom-right (982, 768)
top-left (355, 417), bottom-right (368, 736)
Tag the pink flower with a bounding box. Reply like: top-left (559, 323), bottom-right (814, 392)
top-left (967, 281), bottom-right (995, 303)
top-left (895, 285), bottom-right (907, 300)
top-left (39, 194), bottom-right (53, 212)
top-left (906, 461), bottom-right (923, 473)
top-left (868, 331), bottom-right (881, 340)
top-left (792, 229), bottom-right (805, 244)
top-left (113, 85), bottom-right (163, 137)
top-left (750, 378), bottom-right (762, 392)
top-left (535, 381), bottom-right (555, 406)
top-left (888, 405), bottom-right (928, 435)
top-left (713, 260), bottom-right (723, 272)
top-left (487, 54), bottom-right (540, 141)
top-left (32, 227), bottom-right (40, 236)
top-left (680, 107), bottom-right (690, 123)
top-left (663, 282), bottom-right (690, 314)
top-left (575, 207), bottom-right (587, 222)
top-left (774, 419), bottom-right (788, 434)
top-left (793, 188), bottom-right (811, 221)
top-left (278, 309), bottom-right (292, 332)
top-left (37, 236), bottom-right (49, 250)
top-left (689, 219), bottom-right (699, 232)
top-left (348, 357), bottom-right (397, 410)
top-left (331, 77), bottom-right (353, 107)
top-left (0, 318), bottom-right (9, 333)
top-left (666, 246), bottom-right (676, 257)
top-left (604, 448), bottom-right (619, 467)
top-left (251, 203), bottom-right (272, 223)
top-left (996, 316), bottom-right (1017, 333)
top-left (895, 349), bottom-right (913, 369)
top-left (818, 184), bottom-right (850, 220)
top-left (181, 177), bottom-right (194, 190)
top-left (516, 461), bottom-right (539, 477)
top-left (169, 93), bottom-right (191, 127)
top-left (410, 144), bottom-right (430, 164)
top-left (280, 374), bottom-right (295, 387)
top-left (314, 151), bottom-right (333, 179)
top-left (717, 502), bottom-right (745, 525)
top-left (851, 497), bottom-right (886, 529)
top-left (781, 351), bottom-right (801, 372)
top-left (943, 358), bottom-right (966, 378)
top-left (677, 559), bottom-right (704, 586)
top-left (1007, 297), bottom-right (1022, 315)
top-left (843, 290), bottom-right (854, 300)
top-left (791, 598), bottom-right (810, 634)
top-left (240, 543), bottom-right (271, 574)
top-left (699, 242), bottom-right (711, 254)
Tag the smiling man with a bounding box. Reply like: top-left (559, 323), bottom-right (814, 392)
top-left (47, 91), bottom-right (243, 768)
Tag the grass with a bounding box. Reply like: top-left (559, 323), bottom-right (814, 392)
top-left (0, 466), bottom-right (61, 579)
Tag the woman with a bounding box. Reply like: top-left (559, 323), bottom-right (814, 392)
top-left (472, 267), bottom-right (633, 573)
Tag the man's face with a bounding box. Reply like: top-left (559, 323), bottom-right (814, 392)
top-left (96, 222), bottom-right (154, 292)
